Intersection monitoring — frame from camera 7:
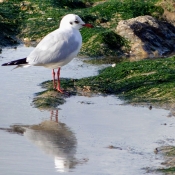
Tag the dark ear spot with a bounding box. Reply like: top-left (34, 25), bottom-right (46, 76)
top-left (70, 22), bottom-right (73, 25)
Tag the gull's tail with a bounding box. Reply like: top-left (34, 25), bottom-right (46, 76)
top-left (1, 58), bottom-right (27, 66)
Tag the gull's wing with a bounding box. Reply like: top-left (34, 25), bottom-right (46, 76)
top-left (27, 29), bottom-right (82, 66)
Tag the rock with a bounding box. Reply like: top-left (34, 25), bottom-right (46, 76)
top-left (116, 15), bottom-right (175, 60)
top-left (158, 0), bottom-right (175, 25)
top-left (163, 10), bottom-right (175, 25)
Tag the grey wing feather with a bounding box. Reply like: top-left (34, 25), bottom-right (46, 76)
top-left (27, 29), bottom-right (80, 65)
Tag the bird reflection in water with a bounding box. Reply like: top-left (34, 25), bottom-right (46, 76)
top-left (0, 110), bottom-right (87, 172)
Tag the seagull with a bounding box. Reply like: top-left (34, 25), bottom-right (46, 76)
top-left (1, 14), bottom-right (93, 93)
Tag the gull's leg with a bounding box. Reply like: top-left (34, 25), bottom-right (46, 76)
top-left (52, 69), bottom-right (57, 89)
top-left (55, 109), bottom-right (58, 123)
top-left (50, 110), bottom-right (58, 122)
top-left (56, 67), bottom-right (64, 93)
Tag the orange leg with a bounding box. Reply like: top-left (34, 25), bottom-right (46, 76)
top-left (56, 68), bottom-right (64, 93)
top-left (50, 110), bottom-right (58, 123)
top-left (52, 69), bottom-right (57, 89)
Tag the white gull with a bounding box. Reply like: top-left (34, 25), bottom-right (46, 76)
top-left (2, 14), bottom-right (93, 93)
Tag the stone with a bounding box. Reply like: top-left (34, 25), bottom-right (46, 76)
top-left (116, 15), bottom-right (175, 59)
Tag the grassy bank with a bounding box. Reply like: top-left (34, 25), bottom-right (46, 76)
top-left (0, 0), bottom-right (163, 57)
top-left (33, 56), bottom-right (175, 109)
top-left (76, 57), bottom-right (175, 105)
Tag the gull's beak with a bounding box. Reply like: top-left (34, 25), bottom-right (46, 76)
top-left (82, 23), bottom-right (94, 28)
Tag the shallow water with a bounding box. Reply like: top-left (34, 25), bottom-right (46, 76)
top-left (0, 45), bottom-right (175, 175)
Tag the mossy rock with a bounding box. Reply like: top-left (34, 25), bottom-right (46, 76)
top-left (32, 78), bottom-right (78, 109)
top-left (75, 56), bottom-right (175, 105)
top-left (77, 56), bottom-right (175, 109)
top-left (81, 28), bottom-right (129, 57)
top-left (33, 56), bottom-right (175, 110)
top-left (33, 90), bottom-right (66, 109)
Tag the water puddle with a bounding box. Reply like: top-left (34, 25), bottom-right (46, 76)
top-left (0, 45), bottom-right (175, 175)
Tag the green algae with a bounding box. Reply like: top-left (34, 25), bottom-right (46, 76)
top-left (33, 90), bottom-right (66, 109)
top-left (33, 56), bottom-right (175, 109)
top-left (76, 57), bottom-right (175, 105)
top-left (156, 146), bottom-right (175, 173)
top-left (0, 0), bottom-right (163, 56)
top-left (164, 147), bottom-right (175, 157)
top-left (0, 1), bottom-right (21, 46)
top-left (32, 78), bottom-right (78, 109)
top-left (159, 167), bottom-right (175, 173)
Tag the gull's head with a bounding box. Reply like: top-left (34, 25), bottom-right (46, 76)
top-left (60, 14), bottom-right (93, 30)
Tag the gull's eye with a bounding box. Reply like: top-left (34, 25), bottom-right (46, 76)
top-left (75, 20), bottom-right (79, 24)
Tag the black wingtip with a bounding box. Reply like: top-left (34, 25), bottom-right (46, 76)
top-left (1, 58), bottom-right (27, 66)
top-left (1, 63), bottom-right (8, 66)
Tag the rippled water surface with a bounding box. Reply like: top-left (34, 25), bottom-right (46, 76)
top-left (0, 45), bottom-right (175, 175)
